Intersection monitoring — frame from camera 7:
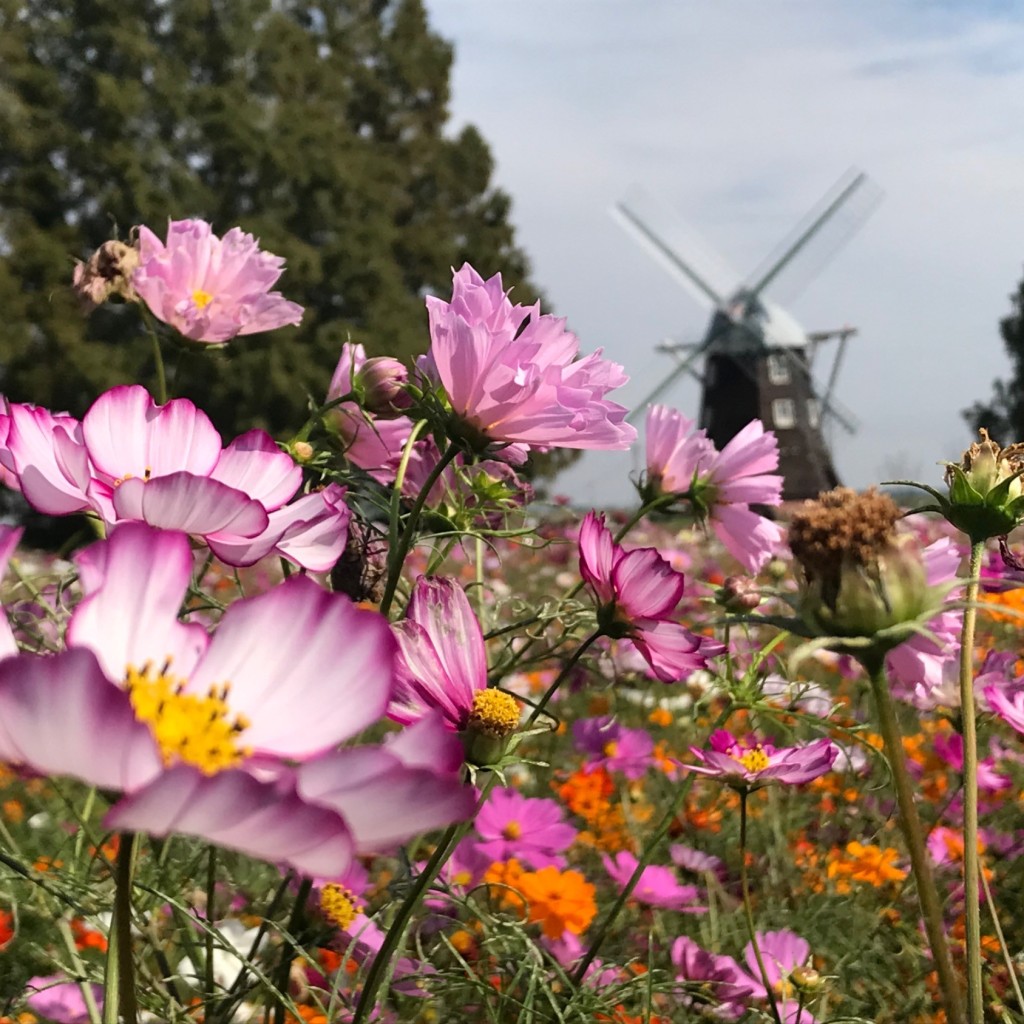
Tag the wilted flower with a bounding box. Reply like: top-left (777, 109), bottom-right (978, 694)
top-left (425, 263), bottom-right (635, 453)
top-left (578, 511), bottom-right (722, 682)
top-left (72, 239), bottom-right (140, 311)
top-left (133, 219), bottom-right (304, 343)
top-left (645, 406), bottom-right (784, 572)
top-left (682, 729), bottom-right (837, 791)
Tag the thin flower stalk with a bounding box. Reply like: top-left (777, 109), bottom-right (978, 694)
top-left (380, 436), bottom-right (458, 616)
top-left (739, 793), bottom-right (783, 1024)
top-left (958, 540), bottom-right (984, 1024)
top-left (105, 831), bottom-right (139, 1024)
top-left (868, 663), bottom-right (964, 1024)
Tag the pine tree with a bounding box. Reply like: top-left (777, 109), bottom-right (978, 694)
top-left (963, 271), bottom-right (1024, 444)
top-left (0, 0), bottom-right (538, 440)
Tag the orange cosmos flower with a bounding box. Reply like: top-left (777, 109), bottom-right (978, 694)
top-left (514, 866), bottom-right (597, 940)
top-left (827, 841), bottom-right (907, 889)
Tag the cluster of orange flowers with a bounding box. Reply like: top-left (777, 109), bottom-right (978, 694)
top-left (483, 858), bottom-right (597, 940)
top-left (826, 842), bottom-right (908, 893)
top-left (556, 767), bottom-right (636, 852)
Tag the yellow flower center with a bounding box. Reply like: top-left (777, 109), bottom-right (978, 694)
top-left (502, 820), bottom-right (523, 840)
top-left (192, 289), bottom-right (214, 309)
top-left (602, 740), bottom-right (619, 758)
top-left (469, 689), bottom-right (520, 738)
top-left (126, 663), bottom-right (251, 775)
top-left (738, 746), bottom-right (770, 773)
top-left (319, 883), bottom-right (358, 931)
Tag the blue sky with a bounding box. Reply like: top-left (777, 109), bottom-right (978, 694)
top-left (424, 2), bottom-right (1024, 504)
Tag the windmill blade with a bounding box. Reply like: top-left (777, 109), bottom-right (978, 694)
top-left (612, 186), bottom-right (743, 309)
top-left (626, 336), bottom-right (714, 423)
top-left (743, 168), bottom-right (883, 305)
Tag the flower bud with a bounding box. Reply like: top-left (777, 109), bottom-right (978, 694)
top-left (717, 575), bottom-right (761, 612)
top-left (789, 965), bottom-right (825, 995)
top-left (357, 356), bottom-right (411, 415)
top-left (289, 441), bottom-right (315, 463)
top-left (943, 429), bottom-right (1024, 542)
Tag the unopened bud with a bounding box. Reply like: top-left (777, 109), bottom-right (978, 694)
top-left (718, 575), bottom-right (761, 612)
top-left (358, 357), bottom-right (411, 415)
top-left (944, 428), bottom-right (1024, 542)
top-left (789, 966), bottom-right (825, 994)
top-left (72, 240), bottom-right (140, 312)
top-left (290, 441), bottom-right (315, 463)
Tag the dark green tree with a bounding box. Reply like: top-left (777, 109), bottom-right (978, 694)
top-left (963, 270), bottom-right (1024, 444)
top-left (0, 0), bottom-right (538, 440)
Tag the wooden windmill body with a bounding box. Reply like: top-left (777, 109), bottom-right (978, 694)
top-left (616, 170), bottom-right (880, 501)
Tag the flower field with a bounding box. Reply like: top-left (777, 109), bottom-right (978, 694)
top-left (0, 228), bottom-right (1022, 1023)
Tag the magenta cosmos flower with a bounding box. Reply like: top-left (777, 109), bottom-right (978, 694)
top-left (572, 716), bottom-right (654, 779)
top-left (671, 937), bottom-right (759, 1021)
top-left (601, 851), bottom-right (706, 912)
top-left (0, 524), bottom-right (472, 876)
top-left (740, 930), bottom-right (818, 1024)
top-left (425, 264), bottom-right (635, 452)
top-left (133, 219), bottom-right (303, 343)
top-left (0, 385), bottom-right (349, 570)
top-left (388, 575), bottom-right (519, 740)
top-left (683, 729), bottom-right (837, 791)
top-left (472, 789), bottom-right (577, 869)
top-left (645, 405), bottom-right (783, 572)
top-left (578, 511), bottom-right (722, 682)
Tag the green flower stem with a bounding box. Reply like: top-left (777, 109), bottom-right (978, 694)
top-left (739, 791), bottom-right (783, 1024)
top-left (980, 866), bottom-right (1024, 1016)
top-left (379, 430), bottom-right (453, 617)
top-left (959, 540), bottom-right (984, 1024)
top-left (571, 705), bottom-right (731, 987)
top-left (523, 629), bottom-right (602, 728)
top-left (868, 664), bottom-right (964, 1024)
top-left (271, 877), bottom-right (312, 1024)
top-left (104, 832), bottom-right (139, 1024)
top-left (205, 845), bottom-right (218, 1017)
top-left (139, 308), bottom-right (168, 405)
top-left (56, 917), bottom-right (102, 1024)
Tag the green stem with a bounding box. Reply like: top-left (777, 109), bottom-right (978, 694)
top-left (739, 791), bottom-right (783, 1024)
top-left (104, 832), bottom-right (139, 1024)
top-left (379, 429), bottom-right (452, 617)
top-left (959, 541), bottom-right (984, 1023)
top-left (56, 917), bottom-right (102, 1024)
top-left (523, 630), bottom-right (602, 728)
top-left (571, 705), bottom-right (732, 985)
top-left (205, 846), bottom-right (218, 1016)
top-left (140, 308), bottom-right (168, 404)
top-left (271, 877), bottom-right (312, 1024)
top-left (868, 664), bottom-right (964, 1024)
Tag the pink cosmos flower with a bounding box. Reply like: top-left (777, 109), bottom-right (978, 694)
top-left (671, 936), bottom-right (759, 1021)
top-left (645, 405), bottom-right (784, 572)
top-left (682, 729), bottom-right (837, 791)
top-left (885, 536), bottom-right (963, 702)
top-left (472, 789), bottom-right (577, 869)
top-left (740, 930), bottom-right (817, 1024)
top-left (388, 575), bottom-right (488, 730)
top-left (601, 851), bottom-right (706, 912)
top-left (133, 219), bottom-right (304, 343)
top-left (578, 511), bottom-right (722, 682)
top-left (572, 716), bottom-right (654, 779)
top-left (0, 524), bottom-right (471, 876)
top-left (26, 975), bottom-right (103, 1024)
top-left (0, 386), bottom-right (350, 571)
top-left (425, 264), bottom-right (635, 452)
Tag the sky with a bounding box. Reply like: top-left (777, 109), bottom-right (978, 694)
top-left (424, 0), bottom-right (1024, 506)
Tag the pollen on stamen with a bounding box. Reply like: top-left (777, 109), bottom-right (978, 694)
top-left (737, 746), bottom-right (771, 774)
top-left (192, 288), bottom-right (214, 309)
top-left (319, 883), bottom-right (360, 931)
top-left (125, 663), bottom-right (251, 775)
top-left (468, 689), bottom-right (520, 738)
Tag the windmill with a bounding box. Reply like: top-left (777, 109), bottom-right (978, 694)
top-left (615, 168), bottom-right (881, 500)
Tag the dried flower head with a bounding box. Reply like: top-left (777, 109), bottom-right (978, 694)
top-left (789, 487), bottom-right (936, 641)
top-left (72, 239), bottom-right (140, 311)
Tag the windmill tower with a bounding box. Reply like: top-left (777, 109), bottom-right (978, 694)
top-left (616, 169), bottom-right (881, 501)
